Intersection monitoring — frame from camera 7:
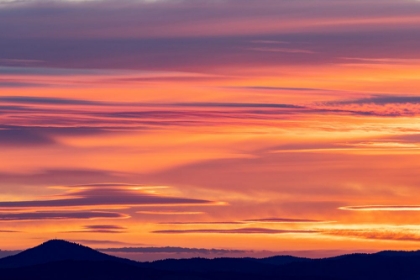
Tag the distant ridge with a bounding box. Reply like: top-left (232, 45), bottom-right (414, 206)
top-left (1, 240), bottom-right (420, 279)
top-left (0, 239), bottom-right (134, 269)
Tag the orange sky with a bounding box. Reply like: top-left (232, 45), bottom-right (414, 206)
top-left (1, 0), bottom-right (420, 259)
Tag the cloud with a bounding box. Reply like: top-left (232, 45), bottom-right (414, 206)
top-left (0, 96), bottom-right (98, 105)
top-left (173, 102), bottom-right (304, 109)
top-left (326, 95), bottom-right (420, 106)
top-left (344, 142), bottom-right (418, 149)
top-left (1, 0), bottom-right (419, 40)
top-left (246, 47), bottom-right (315, 54)
top-left (339, 205), bottom-right (420, 211)
top-left (85, 225), bottom-right (126, 230)
top-left (315, 94), bottom-right (420, 117)
top-left (243, 218), bottom-right (334, 223)
top-left (153, 228), bottom-right (317, 234)
top-left (66, 224), bottom-right (127, 233)
top-left (1, 94), bottom-right (415, 148)
top-left (0, 66), bottom-right (129, 76)
top-left (161, 218), bottom-right (333, 225)
top-left (100, 246), bottom-right (246, 254)
top-left (0, 0), bottom-right (419, 77)
top-left (71, 239), bottom-right (139, 246)
top-left (0, 185), bottom-right (214, 209)
top-left (0, 211), bottom-right (127, 220)
top-left (326, 229), bottom-right (420, 242)
top-left (1, 95), bottom-right (304, 109)
top-left (0, 169), bottom-right (124, 187)
top-left (137, 211), bottom-right (205, 215)
top-left (340, 57), bottom-right (420, 65)
top-left (0, 96), bottom-right (312, 134)
top-left (0, 126), bottom-right (55, 146)
top-left (0, 81), bottom-right (46, 88)
top-left (227, 86), bottom-right (331, 92)
top-left (159, 221), bottom-right (243, 225)
top-left (0, 125), bottom-right (126, 147)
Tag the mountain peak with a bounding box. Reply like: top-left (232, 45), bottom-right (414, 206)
top-left (38, 239), bottom-right (88, 250)
top-left (42, 239), bottom-right (76, 245)
top-left (0, 239), bottom-right (126, 269)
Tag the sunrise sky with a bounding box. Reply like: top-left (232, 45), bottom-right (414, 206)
top-left (1, 0), bottom-right (420, 259)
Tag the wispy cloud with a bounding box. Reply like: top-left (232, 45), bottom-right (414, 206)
top-left (325, 95), bottom-right (420, 106)
top-left (159, 221), bottom-right (243, 225)
top-left (244, 218), bottom-right (334, 224)
top-left (246, 47), bottom-right (315, 54)
top-left (0, 169), bottom-right (123, 187)
top-left (100, 246), bottom-right (246, 254)
top-left (153, 228), bottom-right (317, 234)
top-left (66, 224), bottom-right (127, 233)
top-left (0, 96), bottom-right (98, 105)
top-left (71, 239), bottom-right (140, 246)
top-left (326, 229), bottom-right (420, 242)
top-left (339, 205), bottom-right (420, 211)
top-left (0, 211), bottom-right (126, 220)
top-left (0, 126), bottom-right (56, 146)
top-left (0, 187), bottom-right (214, 209)
top-left (137, 211), bottom-right (205, 215)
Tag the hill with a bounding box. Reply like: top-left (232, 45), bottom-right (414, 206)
top-left (0, 239), bottom-right (135, 269)
top-left (1, 240), bottom-right (420, 279)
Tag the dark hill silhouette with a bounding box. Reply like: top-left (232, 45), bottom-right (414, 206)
top-left (146, 257), bottom-right (276, 274)
top-left (374, 249), bottom-right (420, 257)
top-left (0, 260), bottom-right (303, 280)
top-left (276, 252), bottom-right (420, 280)
top-left (1, 240), bottom-right (420, 280)
top-left (0, 239), bottom-right (135, 269)
top-left (252, 255), bottom-right (311, 265)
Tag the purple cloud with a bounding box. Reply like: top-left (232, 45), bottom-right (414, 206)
top-left (153, 228), bottom-right (317, 234)
top-left (0, 186), bottom-right (214, 209)
top-left (243, 218), bottom-right (333, 223)
top-left (100, 246), bottom-right (246, 254)
top-left (65, 224), bottom-right (127, 234)
top-left (0, 211), bottom-right (126, 220)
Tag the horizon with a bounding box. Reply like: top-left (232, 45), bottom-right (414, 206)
top-left (2, 0), bottom-right (420, 256)
top-left (2, 239), bottom-right (420, 279)
top-left (0, 238), bottom-right (401, 262)
top-left (0, 238), bottom-right (416, 264)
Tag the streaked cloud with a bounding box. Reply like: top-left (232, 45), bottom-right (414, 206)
top-left (339, 205), bottom-right (420, 211)
top-left (0, 185), bottom-right (215, 209)
top-left (326, 95), bottom-right (420, 106)
top-left (0, 126), bottom-right (56, 146)
top-left (0, 211), bottom-right (126, 220)
top-left (159, 221), bottom-right (243, 225)
top-left (326, 229), bottom-right (420, 242)
top-left (0, 96), bottom-right (97, 105)
top-left (100, 246), bottom-right (246, 254)
top-left (67, 225), bottom-right (127, 233)
top-left (153, 228), bottom-right (318, 234)
top-left (0, 169), bottom-right (123, 187)
top-left (243, 218), bottom-right (334, 224)
top-left (137, 211), bottom-right (205, 215)
top-left (71, 239), bottom-right (140, 246)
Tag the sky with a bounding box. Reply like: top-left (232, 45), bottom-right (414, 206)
top-left (2, 0), bottom-right (420, 260)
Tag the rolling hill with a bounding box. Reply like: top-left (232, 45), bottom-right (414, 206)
top-left (1, 239), bottom-right (420, 280)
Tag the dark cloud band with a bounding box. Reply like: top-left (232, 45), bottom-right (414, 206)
top-left (0, 211), bottom-right (126, 220)
top-left (153, 228), bottom-right (317, 234)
